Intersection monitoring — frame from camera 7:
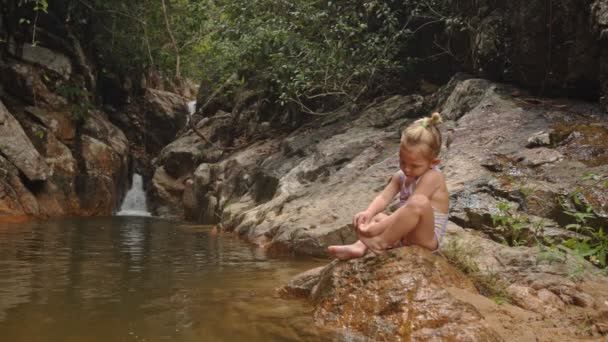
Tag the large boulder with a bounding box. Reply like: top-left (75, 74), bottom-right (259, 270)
top-left (309, 247), bottom-right (502, 341)
top-left (441, 77), bottom-right (608, 234)
top-left (0, 95), bottom-right (130, 219)
top-left (0, 99), bottom-right (51, 181)
top-left (143, 88), bottom-right (188, 155)
top-left (0, 59), bottom-right (68, 109)
top-left (149, 165), bottom-right (186, 219)
top-left (405, 1), bottom-right (607, 110)
top-left (0, 154), bottom-right (39, 219)
top-left (282, 223), bottom-right (608, 340)
top-left (7, 41), bottom-right (73, 78)
top-left (205, 95), bottom-right (425, 253)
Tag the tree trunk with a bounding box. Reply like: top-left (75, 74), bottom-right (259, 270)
top-left (160, 0), bottom-right (180, 79)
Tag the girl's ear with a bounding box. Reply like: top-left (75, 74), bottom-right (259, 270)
top-left (430, 158), bottom-right (440, 168)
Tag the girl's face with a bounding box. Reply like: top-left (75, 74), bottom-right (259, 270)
top-left (399, 143), bottom-right (438, 179)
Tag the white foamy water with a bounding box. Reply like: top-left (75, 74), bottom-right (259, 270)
top-left (117, 174), bottom-right (151, 216)
top-left (187, 100), bottom-right (197, 115)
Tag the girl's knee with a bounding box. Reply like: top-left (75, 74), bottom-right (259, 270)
top-left (408, 194), bottom-right (431, 211)
top-left (373, 213), bottom-right (388, 223)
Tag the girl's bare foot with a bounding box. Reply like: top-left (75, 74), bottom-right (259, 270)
top-left (328, 243), bottom-right (366, 260)
top-left (359, 235), bottom-right (387, 255)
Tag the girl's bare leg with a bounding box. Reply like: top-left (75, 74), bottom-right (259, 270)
top-left (359, 213), bottom-right (389, 237)
top-left (359, 194), bottom-right (436, 254)
top-left (327, 240), bottom-right (367, 260)
top-left (327, 214), bottom-right (388, 260)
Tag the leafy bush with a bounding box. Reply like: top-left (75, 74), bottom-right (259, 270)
top-left (197, 0), bottom-right (416, 114)
top-left (10, 0), bottom-right (473, 114)
top-left (61, 0), bottom-right (457, 113)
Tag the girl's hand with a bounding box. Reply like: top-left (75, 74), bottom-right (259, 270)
top-left (353, 211), bottom-right (372, 229)
top-left (357, 222), bottom-right (373, 237)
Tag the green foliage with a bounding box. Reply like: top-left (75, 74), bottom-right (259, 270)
top-left (17, 0), bottom-right (48, 46)
top-left (200, 0), bottom-right (414, 112)
top-left (561, 210), bottom-right (608, 268)
top-left (34, 129), bottom-right (45, 139)
top-left (11, 0), bottom-right (470, 113)
top-left (64, 0), bottom-right (451, 114)
top-left (56, 86), bottom-right (93, 123)
top-left (536, 245), bottom-right (566, 264)
top-left (491, 200), bottom-right (529, 246)
top-left (544, 173), bottom-right (608, 270)
top-left (517, 184), bottom-right (536, 199)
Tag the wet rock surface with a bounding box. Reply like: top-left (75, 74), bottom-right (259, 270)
top-left (309, 247), bottom-right (501, 341)
top-left (0, 47), bottom-right (130, 218)
top-left (0, 100), bottom-right (51, 182)
top-left (281, 223), bottom-right (608, 340)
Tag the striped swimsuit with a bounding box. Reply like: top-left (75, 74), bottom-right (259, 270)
top-left (397, 167), bottom-right (449, 252)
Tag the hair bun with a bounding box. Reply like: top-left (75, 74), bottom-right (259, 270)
top-left (430, 112), bottom-right (442, 126)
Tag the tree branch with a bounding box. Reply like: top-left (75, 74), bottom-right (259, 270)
top-left (161, 0), bottom-right (181, 79)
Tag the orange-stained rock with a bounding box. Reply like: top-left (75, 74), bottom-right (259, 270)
top-left (0, 215), bottom-right (30, 224)
top-left (24, 106), bottom-right (76, 142)
top-left (310, 247), bottom-right (502, 341)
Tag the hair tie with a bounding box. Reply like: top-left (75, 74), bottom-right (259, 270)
top-left (420, 121), bottom-right (429, 129)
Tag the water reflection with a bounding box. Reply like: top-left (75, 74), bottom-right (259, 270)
top-left (0, 217), bottom-right (327, 342)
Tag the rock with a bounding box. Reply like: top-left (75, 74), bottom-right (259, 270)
top-left (143, 88), bottom-right (188, 155)
top-left (592, 0), bottom-right (608, 110)
top-left (0, 155), bottom-right (38, 218)
top-left (526, 131), bottom-right (552, 147)
top-left (0, 100), bottom-right (51, 181)
top-left (235, 126), bottom-right (392, 255)
top-left (506, 285), bottom-right (564, 315)
top-left (475, 1), bottom-right (597, 97)
top-left (473, 13), bottom-right (507, 79)
top-left (83, 110), bottom-right (129, 157)
top-left (441, 79), bottom-right (493, 121)
top-left (24, 106), bottom-right (75, 142)
top-left (77, 135), bottom-right (128, 215)
top-left (7, 41), bottom-right (72, 77)
top-left (278, 266), bottom-right (324, 299)
top-left (149, 166), bottom-right (186, 219)
top-left (515, 147), bottom-right (563, 167)
top-left (310, 247), bottom-right (502, 341)
top-left (354, 95), bottom-right (425, 128)
top-left (0, 60), bottom-right (67, 108)
top-left (156, 135), bottom-right (208, 179)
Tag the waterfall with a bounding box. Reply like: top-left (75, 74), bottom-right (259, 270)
top-left (186, 100), bottom-right (196, 126)
top-left (187, 100), bottom-right (196, 115)
top-left (183, 100), bottom-right (196, 127)
top-left (117, 173), bottom-right (151, 216)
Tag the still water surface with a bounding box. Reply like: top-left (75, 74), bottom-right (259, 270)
top-left (0, 217), bottom-right (327, 341)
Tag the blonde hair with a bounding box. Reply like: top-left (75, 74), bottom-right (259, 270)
top-left (401, 112), bottom-right (443, 158)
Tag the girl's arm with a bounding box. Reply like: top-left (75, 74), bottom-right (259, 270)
top-left (354, 172), bottom-right (400, 233)
top-left (365, 172), bottom-right (401, 216)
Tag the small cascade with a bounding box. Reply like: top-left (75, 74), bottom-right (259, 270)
top-left (117, 174), bottom-right (151, 216)
top-left (187, 100), bottom-right (196, 115)
top-left (186, 100), bottom-right (196, 126)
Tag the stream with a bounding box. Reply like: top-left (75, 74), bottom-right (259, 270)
top-left (0, 217), bottom-right (327, 341)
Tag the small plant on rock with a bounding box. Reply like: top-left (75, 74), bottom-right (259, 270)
top-left (491, 200), bottom-right (530, 246)
top-left (553, 173), bottom-right (608, 269)
top-left (441, 240), bottom-right (509, 304)
top-left (56, 86), bottom-right (93, 124)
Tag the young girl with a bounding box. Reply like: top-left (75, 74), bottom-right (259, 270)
top-left (328, 112), bottom-right (449, 260)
